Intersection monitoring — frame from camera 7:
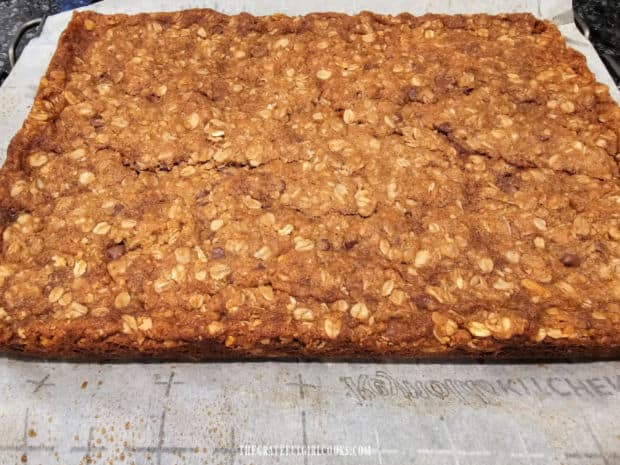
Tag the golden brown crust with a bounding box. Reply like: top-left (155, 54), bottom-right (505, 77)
top-left (0, 9), bottom-right (619, 360)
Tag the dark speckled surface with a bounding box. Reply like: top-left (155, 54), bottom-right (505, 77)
top-left (0, 1), bottom-right (618, 85)
top-left (0, 0), bottom-right (53, 82)
top-left (574, 0), bottom-right (620, 84)
top-left (0, 0), bottom-right (97, 82)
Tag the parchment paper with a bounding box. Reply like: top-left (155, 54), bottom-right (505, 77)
top-left (0, 1), bottom-right (618, 464)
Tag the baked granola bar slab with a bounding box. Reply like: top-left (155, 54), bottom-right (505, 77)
top-left (0, 10), bottom-right (619, 360)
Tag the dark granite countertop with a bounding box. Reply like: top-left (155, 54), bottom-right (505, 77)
top-left (0, 0), bottom-right (95, 83)
top-left (0, 1), bottom-right (618, 86)
top-left (0, 0), bottom-right (53, 83)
